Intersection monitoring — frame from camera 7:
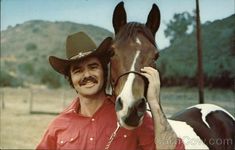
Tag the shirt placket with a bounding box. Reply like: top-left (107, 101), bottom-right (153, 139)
top-left (87, 117), bottom-right (96, 149)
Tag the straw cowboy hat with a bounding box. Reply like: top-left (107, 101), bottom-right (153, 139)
top-left (49, 32), bottom-right (113, 76)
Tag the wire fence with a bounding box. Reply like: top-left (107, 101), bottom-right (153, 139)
top-left (1, 87), bottom-right (76, 115)
top-left (0, 87), bottom-right (234, 116)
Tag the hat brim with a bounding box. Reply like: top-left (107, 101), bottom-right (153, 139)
top-left (49, 37), bottom-right (113, 76)
top-left (49, 50), bottom-right (101, 76)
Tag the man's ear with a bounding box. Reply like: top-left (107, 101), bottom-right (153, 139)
top-left (112, 1), bottom-right (127, 34)
top-left (146, 4), bottom-right (161, 37)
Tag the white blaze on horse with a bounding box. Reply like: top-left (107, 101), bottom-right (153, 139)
top-left (110, 2), bottom-right (235, 150)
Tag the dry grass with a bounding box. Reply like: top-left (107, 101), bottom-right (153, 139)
top-left (0, 87), bottom-right (234, 149)
top-left (160, 87), bottom-right (235, 116)
top-left (0, 87), bottom-right (75, 149)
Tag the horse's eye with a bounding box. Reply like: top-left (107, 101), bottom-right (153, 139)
top-left (111, 79), bottom-right (115, 85)
top-left (154, 52), bottom-right (159, 60)
top-left (150, 62), bottom-right (156, 68)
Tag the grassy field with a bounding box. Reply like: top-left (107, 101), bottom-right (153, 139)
top-left (0, 87), bottom-right (234, 149)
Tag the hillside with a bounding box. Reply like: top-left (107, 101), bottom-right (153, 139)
top-left (156, 14), bottom-right (235, 88)
top-left (1, 15), bottom-right (234, 88)
top-left (1, 20), bottom-right (113, 88)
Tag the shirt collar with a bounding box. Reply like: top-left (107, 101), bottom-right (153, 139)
top-left (62, 95), bottom-right (115, 115)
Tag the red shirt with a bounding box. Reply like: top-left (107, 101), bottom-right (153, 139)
top-left (36, 96), bottom-right (184, 150)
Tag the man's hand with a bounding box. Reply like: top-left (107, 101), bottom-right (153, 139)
top-left (140, 67), bottom-right (160, 103)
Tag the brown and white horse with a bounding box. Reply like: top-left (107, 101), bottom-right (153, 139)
top-left (110, 2), bottom-right (235, 149)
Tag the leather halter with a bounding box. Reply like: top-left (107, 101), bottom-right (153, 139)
top-left (113, 71), bottom-right (149, 98)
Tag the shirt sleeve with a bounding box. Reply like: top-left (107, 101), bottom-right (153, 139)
top-left (175, 138), bottom-right (185, 150)
top-left (36, 128), bottom-right (57, 150)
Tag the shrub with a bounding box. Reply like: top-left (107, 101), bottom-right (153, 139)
top-left (0, 70), bottom-right (23, 87)
top-left (25, 42), bottom-right (37, 51)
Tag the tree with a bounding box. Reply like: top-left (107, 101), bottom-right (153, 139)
top-left (164, 12), bottom-right (194, 44)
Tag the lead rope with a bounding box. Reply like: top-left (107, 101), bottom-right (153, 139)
top-left (104, 122), bottom-right (120, 150)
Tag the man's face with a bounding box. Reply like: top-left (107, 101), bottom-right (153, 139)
top-left (70, 57), bottom-right (104, 97)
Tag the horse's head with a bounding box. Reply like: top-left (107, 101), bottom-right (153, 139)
top-left (111, 2), bottom-right (160, 129)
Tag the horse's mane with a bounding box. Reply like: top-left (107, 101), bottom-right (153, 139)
top-left (115, 22), bottom-right (156, 47)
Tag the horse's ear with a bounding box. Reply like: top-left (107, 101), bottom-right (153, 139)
top-left (146, 4), bottom-right (161, 37)
top-left (113, 1), bottom-right (127, 34)
top-left (97, 37), bottom-right (114, 58)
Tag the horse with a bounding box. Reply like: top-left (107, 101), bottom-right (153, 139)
top-left (110, 2), bottom-right (235, 149)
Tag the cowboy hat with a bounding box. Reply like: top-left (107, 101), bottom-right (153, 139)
top-left (49, 32), bottom-right (113, 75)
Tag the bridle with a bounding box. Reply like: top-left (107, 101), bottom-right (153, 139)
top-left (112, 71), bottom-right (149, 98)
top-left (104, 71), bottom-right (149, 150)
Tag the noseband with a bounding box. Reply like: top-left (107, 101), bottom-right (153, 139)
top-left (113, 71), bottom-right (149, 97)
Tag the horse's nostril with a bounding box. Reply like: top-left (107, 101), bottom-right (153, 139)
top-left (136, 98), bottom-right (146, 112)
top-left (141, 98), bottom-right (146, 104)
top-left (115, 97), bottom-right (123, 111)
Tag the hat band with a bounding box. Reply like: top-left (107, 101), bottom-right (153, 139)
top-left (70, 51), bottom-right (93, 60)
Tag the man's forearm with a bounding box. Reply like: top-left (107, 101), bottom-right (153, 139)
top-left (149, 99), bottom-right (178, 149)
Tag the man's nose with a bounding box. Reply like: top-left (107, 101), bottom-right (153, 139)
top-left (83, 69), bottom-right (91, 77)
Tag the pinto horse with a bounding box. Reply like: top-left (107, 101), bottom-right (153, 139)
top-left (110, 2), bottom-right (235, 149)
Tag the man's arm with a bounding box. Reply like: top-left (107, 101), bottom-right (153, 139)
top-left (36, 129), bottom-right (57, 149)
top-left (36, 121), bottom-right (57, 150)
top-left (148, 98), bottom-right (178, 149)
top-left (141, 67), bottom-right (182, 149)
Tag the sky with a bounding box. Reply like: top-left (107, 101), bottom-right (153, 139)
top-left (1, 0), bottom-right (234, 49)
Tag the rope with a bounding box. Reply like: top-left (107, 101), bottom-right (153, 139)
top-left (104, 122), bottom-right (120, 150)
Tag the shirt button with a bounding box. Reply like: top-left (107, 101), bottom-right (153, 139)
top-left (123, 134), bottom-right (127, 138)
top-left (70, 138), bottom-right (74, 141)
top-left (89, 137), bottom-right (94, 141)
top-left (91, 118), bottom-right (95, 121)
top-left (60, 140), bottom-right (64, 144)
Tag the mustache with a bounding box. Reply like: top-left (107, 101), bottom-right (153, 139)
top-left (79, 76), bottom-right (98, 86)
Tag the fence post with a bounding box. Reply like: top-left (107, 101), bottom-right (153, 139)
top-left (1, 88), bottom-right (5, 109)
top-left (29, 88), bottom-right (33, 113)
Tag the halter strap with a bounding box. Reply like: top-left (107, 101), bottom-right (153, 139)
top-left (104, 122), bottom-right (120, 150)
top-left (113, 71), bottom-right (149, 97)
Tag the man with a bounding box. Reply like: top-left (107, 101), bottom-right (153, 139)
top-left (36, 32), bottom-right (156, 150)
top-left (36, 32), bottom-right (184, 150)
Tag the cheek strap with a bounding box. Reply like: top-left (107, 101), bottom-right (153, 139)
top-left (105, 63), bottom-right (113, 95)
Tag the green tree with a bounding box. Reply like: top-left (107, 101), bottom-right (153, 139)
top-left (164, 12), bottom-right (194, 44)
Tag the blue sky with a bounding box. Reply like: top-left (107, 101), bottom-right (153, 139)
top-left (1, 0), bottom-right (234, 49)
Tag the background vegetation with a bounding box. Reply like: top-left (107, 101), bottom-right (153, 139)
top-left (1, 14), bottom-right (234, 88)
top-left (157, 14), bottom-right (235, 88)
top-left (1, 20), bottom-right (113, 88)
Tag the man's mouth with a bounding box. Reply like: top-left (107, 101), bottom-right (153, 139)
top-left (79, 76), bottom-right (98, 86)
top-left (82, 81), bottom-right (96, 87)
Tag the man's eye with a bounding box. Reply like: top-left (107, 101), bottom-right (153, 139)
top-left (74, 69), bottom-right (82, 73)
top-left (90, 65), bottom-right (98, 69)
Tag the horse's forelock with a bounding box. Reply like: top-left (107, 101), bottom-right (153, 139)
top-left (115, 22), bottom-right (156, 47)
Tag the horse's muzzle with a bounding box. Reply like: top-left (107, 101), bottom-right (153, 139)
top-left (121, 98), bottom-right (146, 127)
